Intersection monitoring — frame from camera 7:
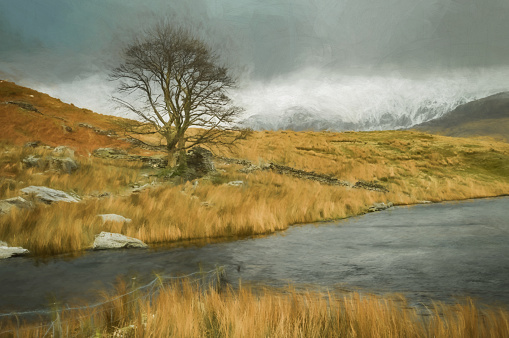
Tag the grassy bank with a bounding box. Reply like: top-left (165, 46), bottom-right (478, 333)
top-left (1, 129), bottom-right (509, 256)
top-left (2, 278), bottom-right (508, 337)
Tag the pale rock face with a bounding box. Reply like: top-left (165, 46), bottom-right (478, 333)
top-left (92, 232), bottom-right (148, 250)
top-left (227, 181), bottom-right (244, 187)
top-left (0, 196), bottom-right (34, 214)
top-left (0, 242), bottom-right (29, 259)
top-left (21, 186), bottom-right (80, 204)
top-left (98, 214), bottom-right (132, 223)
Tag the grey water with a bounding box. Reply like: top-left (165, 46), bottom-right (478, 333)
top-left (1, 197), bottom-right (508, 313)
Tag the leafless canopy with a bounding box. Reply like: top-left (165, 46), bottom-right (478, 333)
top-left (110, 22), bottom-right (246, 163)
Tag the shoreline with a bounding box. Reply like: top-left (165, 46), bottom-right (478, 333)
top-left (11, 193), bottom-right (509, 261)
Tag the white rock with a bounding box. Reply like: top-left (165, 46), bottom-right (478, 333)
top-left (93, 232), bottom-right (148, 250)
top-left (0, 197), bottom-right (34, 214)
top-left (0, 242), bottom-right (29, 259)
top-left (21, 186), bottom-right (80, 204)
top-left (98, 214), bottom-right (132, 223)
top-left (227, 181), bottom-right (244, 187)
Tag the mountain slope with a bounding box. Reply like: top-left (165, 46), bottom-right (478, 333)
top-left (413, 92), bottom-right (509, 142)
top-left (0, 80), bottom-right (136, 154)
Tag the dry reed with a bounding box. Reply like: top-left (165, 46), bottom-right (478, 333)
top-left (2, 279), bottom-right (508, 337)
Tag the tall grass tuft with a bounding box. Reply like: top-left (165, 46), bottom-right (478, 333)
top-left (2, 279), bottom-right (508, 337)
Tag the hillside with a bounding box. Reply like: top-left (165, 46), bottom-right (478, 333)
top-left (0, 80), bottom-right (142, 155)
top-left (413, 92), bottom-right (509, 142)
top-left (0, 81), bottom-right (508, 258)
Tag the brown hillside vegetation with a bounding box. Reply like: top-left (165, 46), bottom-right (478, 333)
top-left (0, 80), bottom-right (137, 155)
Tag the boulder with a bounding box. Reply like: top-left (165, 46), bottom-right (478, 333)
top-left (98, 214), bottom-right (132, 223)
top-left (92, 232), bottom-right (147, 250)
top-left (0, 197), bottom-right (34, 214)
top-left (22, 155), bottom-right (79, 173)
top-left (21, 186), bottom-right (80, 204)
top-left (22, 155), bottom-right (41, 168)
top-left (49, 157), bottom-right (79, 174)
top-left (0, 242), bottom-right (29, 259)
top-left (52, 146), bottom-right (75, 158)
top-left (186, 147), bottom-right (216, 177)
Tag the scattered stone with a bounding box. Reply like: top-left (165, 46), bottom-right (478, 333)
top-left (238, 164), bottom-right (261, 173)
top-left (50, 157), bottom-right (79, 174)
top-left (62, 125), bottom-right (73, 133)
top-left (227, 181), bottom-right (245, 187)
top-left (140, 155), bottom-right (167, 169)
top-left (98, 192), bottom-right (111, 198)
top-left (92, 232), bottom-right (147, 250)
top-left (0, 242), bottom-right (29, 259)
top-left (78, 123), bottom-right (94, 129)
top-left (368, 202), bottom-right (394, 212)
top-left (92, 148), bottom-right (128, 159)
top-left (418, 200), bottom-right (432, 204)
top-left (22, 155), bottom-right (41, 168)
top-left (0, 197), bottom-right (34, 214)
top-left (21, 186), bottom-right (80, 204)
top-left (98, 214), bottom-right (132, 223)
top-left (52, 146), bottom-right (75, 158)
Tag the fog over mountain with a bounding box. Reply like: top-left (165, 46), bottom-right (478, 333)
top-left (1, 0), bottom-right (509, 130)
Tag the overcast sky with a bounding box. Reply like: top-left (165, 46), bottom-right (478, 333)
top-left (1, 0), bottom-right (509, 127)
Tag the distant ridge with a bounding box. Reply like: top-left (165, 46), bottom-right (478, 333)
top-left (413, 92), bottom-right (509, 142)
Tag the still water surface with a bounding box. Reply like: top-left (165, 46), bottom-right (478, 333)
top-left (1, 197), bottom-right (508, 312)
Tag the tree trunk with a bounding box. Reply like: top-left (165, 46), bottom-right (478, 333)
top-left (166, 144), bottom-right (179, 168)
top-left (176, 137), bottom-right (187, 168)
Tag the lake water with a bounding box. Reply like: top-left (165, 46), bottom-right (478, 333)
top-left (1, 197), bottom-right (508, 313)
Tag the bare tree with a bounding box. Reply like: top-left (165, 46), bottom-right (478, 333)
top-left (110, 22), bottom-right (246, 167)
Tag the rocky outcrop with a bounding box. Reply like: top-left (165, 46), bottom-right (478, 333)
top-left (0, 241), bottom-right (29, 259)
top-left (185, 147), bottom-right (216, 178)
top-left (368, 202), bottom-right (394, 212)
top-left (98, 214), bottom-right (132, 223)
top-left (0, 197), bottom-right (34, 214)
top-left (22, 155), bottom-right (79, 174)
top-left (21, 186), bottom-right (80, 204)
top-left (5, 101), bottom-right (42, 114)
top-left (92, 232), bottom-right (147, 250)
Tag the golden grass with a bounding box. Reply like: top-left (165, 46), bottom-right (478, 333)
top-left (2, 279), bottom-right (508, 337)
top-left (0, 144), bottom-right (142, 199)
top-left (1, 128), bottom-right (509, 256)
